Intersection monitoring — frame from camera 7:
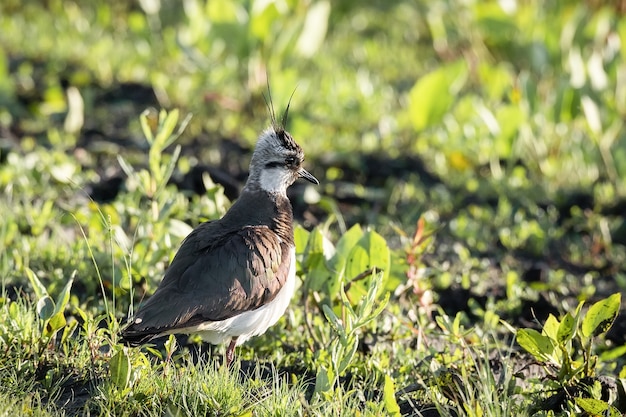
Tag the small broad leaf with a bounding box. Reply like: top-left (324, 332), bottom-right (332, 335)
top-left (344, 230), bottom-right (390, 301)
top-left (294, 225), bottom-right (310, 255)
top-left (314, 367), bottom-right (333, 395)
top-left (328, 224), bottom-right (363, 273)
top-left (383, 374), bottom-right (402, 417)
top-left (37, 296), bottom-right (55, 321)
top-left (516, 328), bottom-right (555, 362)
top-left (542, 314), bottom-right (560, 341)
top-left (408, 60), bottom-right (467, 131)
top-left (303, 229), bottom-right (335, 294)
top-left (557, 312), bottom-right (577, 345)
top-left (110, 350), bottom-right (132, 390)
top-left (25, 267), bottom-right (48, 300)
top-left (8, 301), bottom-right (19, 320)
top-left (581, 293), bottom-right (621, 339)
top-left (575, 397), bottom-right (620, 417)
top-left (44, 311), bottom-right (67, 338)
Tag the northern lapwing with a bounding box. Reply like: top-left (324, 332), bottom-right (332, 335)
top-left (120, 102), bottom-right (318, 366)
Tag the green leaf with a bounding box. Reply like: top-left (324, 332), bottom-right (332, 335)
top-left (542, 314), bottom-right (560, 341)
top-left (53, 272), bottom-right (74, 316)
top-left (345, 230), bottom-right (390, 283)
top-left (207, 0), bottom-right (243, 23)
top-left (575, 397), bottom-right (620, 417)
top-left (139, 108), bottom-right (155, 144)
top-left (303, 228), bottom-right (335, 294)
top-left (25, 267), bottom-right (48, 300)
top-left (44, 311), bottom-right (67, 338)
top-left (167, 112), bottom-right (192, 149)
top-left (581, 293), bottom-right (621, 339)
top-left (516, 328), bottom-right (555, 361)
top-left (328, 224), bottom-right (363, 276)
top-left (110, 350), bottom-right (131, 390)
top-left (383, 375), bottom-right (402, 417)
top-left (322, 304), bottom-right (345, 339)
top-left (314, 366), bottom-right (333, 396)
top-left (295, 0), bottom-right (330, 58)
top-left (557, 312), bottom-right (577, 345)
top-left (154, 109), bottom-right (179, 150)
top-left (36, 296), bottom-right (55, 321)
top-left (342, 230), bottom-right (390, 304)
top-left (337, 335), bottom-right (358, 375)
top-left (156, 144), bottom-right (182, 194)
top-left (294, 225), bottom-right (310, 255)
top-left (249, 0), bottom-right (279, 41)
top-left (116, 155), bottom-right (136, 182)
top-left (354, 271), bottom-right (389, 329)
top-left (8, 301), bottom-right (19, 320)
top-left (408, 60), bottom-right (467, 131)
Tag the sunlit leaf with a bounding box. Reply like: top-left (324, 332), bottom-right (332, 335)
top-left (249, 0), bottom-right (278, 41)
top-left (156, 144), bottom-right (182, 194)
top-left (408, 60), bottom-right (467, 131)
top-left (575, 397), bottom-right (620, 417)
top-left (516, 328), bottom-right (555, 361)
top-left (139, 108), bottom-right (157, 144)
top-left (296, 0), bottom-right (330, 58)
top-left (581, 293), bottom-right (621, 339)
top-left (294, 225), bottom-right (310, 255)
top-left (556, 312), bottom-right (577, 345)
top-left (328, 224), bottom-right (363, 278)
top-left (110, 350), bottom-right (131, 390)
top-left (25, 267), bottom-right (48, 300)
top-left (344, 230), bottom-right (390, 283)
top-left (303, 228), bottom-right (335, 294)
top-left (542, 314), bottom-right (560, 341)
top-left (45, 311), bottom-right (67, 337)
top-left (53, 271), bottom-right (75, 316)
top-left (383, 374), bottom-right (401, 417)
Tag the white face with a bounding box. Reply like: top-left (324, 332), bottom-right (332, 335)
top-left (258, 166), bottom-right (296, 194)
top-left (248, 127), bottom-right (318, 193)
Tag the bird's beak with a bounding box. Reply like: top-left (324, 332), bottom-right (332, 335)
top-left (298, 168), bottom-right (319, 185)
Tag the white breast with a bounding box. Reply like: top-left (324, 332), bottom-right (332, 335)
top-left (170, 247), bottom-right (297, 346)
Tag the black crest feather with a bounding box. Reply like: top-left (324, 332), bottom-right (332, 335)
top-left (263, 81), bottom-right (299, 151)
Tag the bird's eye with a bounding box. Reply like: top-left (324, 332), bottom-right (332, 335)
top-left (285, 156), bottom-right (297, 166)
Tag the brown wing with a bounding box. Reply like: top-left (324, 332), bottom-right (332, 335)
top-left (120, 222), bottom-right (291, 345)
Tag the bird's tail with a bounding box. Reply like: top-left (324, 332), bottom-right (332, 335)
top-left (118, 321), bottom-right (158, 347)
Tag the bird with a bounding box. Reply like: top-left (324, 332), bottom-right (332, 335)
top-left (119, 99), bottom-right (319, 366)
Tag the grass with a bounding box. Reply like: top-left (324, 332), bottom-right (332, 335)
top-left (1, 0), bottom-right (626, 415)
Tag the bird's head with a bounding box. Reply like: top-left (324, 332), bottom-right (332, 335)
top-left (248, 126), bottom-right (318, 194)
top-left (247, 89), bottom-right (318, 194)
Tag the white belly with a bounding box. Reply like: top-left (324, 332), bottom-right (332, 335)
top-left (169, 248), bottom-right (297, 346)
